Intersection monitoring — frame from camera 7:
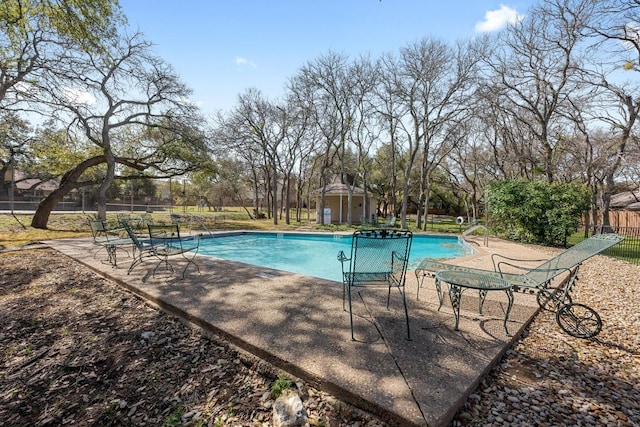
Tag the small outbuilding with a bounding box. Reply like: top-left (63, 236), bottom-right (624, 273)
top-left (313, 174), bottom-right (376, 225)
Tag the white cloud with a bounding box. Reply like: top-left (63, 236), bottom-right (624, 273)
top-left (61, 87), bottom-right (96, 105)
top-left (475, 4), bottom-right (523, 33)
top-left (235, 56), bottom-right (257, 69)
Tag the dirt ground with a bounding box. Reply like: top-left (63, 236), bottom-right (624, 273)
top-left (0, 248), bottom-right (385, 426)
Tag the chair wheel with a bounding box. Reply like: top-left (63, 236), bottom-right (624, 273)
top-left (536, 288), bottom-right (572, 311)
top-left (556, 303), bottom-right (602, 338)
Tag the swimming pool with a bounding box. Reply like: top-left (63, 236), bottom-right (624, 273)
top-left (197, 232), bottom-right (473, 282)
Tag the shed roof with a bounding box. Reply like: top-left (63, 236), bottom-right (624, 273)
top-left (313, 182), bottom-right (368, 196)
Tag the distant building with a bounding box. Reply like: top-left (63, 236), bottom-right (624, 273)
top-left (609, 190), bottom-right (640, 211)
top-left (1, 169), bottom-right (58, 200)
top-left (313, 174), bottom-right (376, 224)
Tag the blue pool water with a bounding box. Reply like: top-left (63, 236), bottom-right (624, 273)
top-left (197, 232), bottom-right (473, 282)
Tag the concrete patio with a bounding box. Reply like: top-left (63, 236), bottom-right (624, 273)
top-left (45, 234), bottom-right (547, 426)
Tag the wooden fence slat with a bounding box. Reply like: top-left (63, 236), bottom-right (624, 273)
top-left (598, 210), bottom-right (640, 229)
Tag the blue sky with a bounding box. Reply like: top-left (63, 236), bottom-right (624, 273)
top-left (119, 1), bottom-right (534, 116)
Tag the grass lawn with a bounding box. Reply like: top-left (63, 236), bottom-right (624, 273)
top-left (1, 208), bottom-right (475, 249)
top-left (4, 210), bottom-right (633, 265)
top-left (0, 208), bottom-right (306, 248)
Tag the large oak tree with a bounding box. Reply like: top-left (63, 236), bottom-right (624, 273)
top-left (31, 32), bottom-right (207, 228)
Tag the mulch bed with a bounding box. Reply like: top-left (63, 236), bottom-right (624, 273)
top-left (0, 248), bottom-right (384, 426)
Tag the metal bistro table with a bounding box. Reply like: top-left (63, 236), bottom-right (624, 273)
top-left (435, 270), bottom-right (514, 335)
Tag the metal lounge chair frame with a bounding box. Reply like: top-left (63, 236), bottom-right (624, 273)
top-left (415, 233), bottom-right (624, 338)
top-left (120, 222), bottom-right (201, 278)
top-left (88, 219), bottom-right (132, 267)
top-left (338, 229), bottom-right (413, 341)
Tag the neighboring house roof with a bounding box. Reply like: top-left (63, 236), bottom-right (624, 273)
top-left (5, 170), bottom-right (59, 192)
top-left (610, 190), bottom-right (640, 210)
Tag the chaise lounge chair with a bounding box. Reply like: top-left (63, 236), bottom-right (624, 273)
top-left (415, 233), bottom-right (624, 338)
top-left (380, 215), bottom-right (396, 229)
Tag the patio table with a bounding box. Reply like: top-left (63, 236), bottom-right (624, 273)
top-left (100, 237), bottom-right (134, 267)
top-left (435, 270), bottom-right (514, 335)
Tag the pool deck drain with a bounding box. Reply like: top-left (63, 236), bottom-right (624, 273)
top-left (46, 235), bottom-right (545, 426)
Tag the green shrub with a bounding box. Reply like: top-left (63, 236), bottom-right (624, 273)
top-left (487, 179), bottom-right (590, 246)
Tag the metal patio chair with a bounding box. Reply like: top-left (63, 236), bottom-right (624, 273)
top-left (88, 219), bottom-right (132, 267)
top-left (147, 224), bottom-right (201, 279)
top-left (338, 229), bottom-right (413, 341)
top-left (414, 233), bottom-right (624, 338)
top-left (120, 220), bottom-right (157, 275)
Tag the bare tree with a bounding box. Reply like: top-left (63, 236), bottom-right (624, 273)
top-left (583, 0), bottom-right (640, 229)
top-left (31, 32), bottom-right (205, 228)
top-left (221, 88), bottom-right (287, 224)
top-left (476, 80), bottom-right (547, 180)
top-left (485, 0), bottom-right (595, 183)
top-left (290, 52), bottom-right (353, 225)
top-left (346, 55), bottom-right (380, 224)
top-left (446, 117), bottom-right (491, 221)
top-left (372, 53), bottom-right (405, 219)
top-left (416, 38), bottom-right (485, 229)
top-left (278, 94), bottom-right (315, 224)
top-left (376, 37), bottom-right (481, 229)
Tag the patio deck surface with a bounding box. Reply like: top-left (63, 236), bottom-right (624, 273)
top-left (45, 234), bottom-right (546, 426)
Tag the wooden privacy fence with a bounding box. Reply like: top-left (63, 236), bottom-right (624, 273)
top-left (597, 210), bottom-right (640, 229)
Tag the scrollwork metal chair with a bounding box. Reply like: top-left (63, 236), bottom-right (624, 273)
top-left (338, 229), bottom-right (413, 341)
top-left (147, 224), bottom-right (201, 279)
top-left (88, 219), bottom-right (132, 267)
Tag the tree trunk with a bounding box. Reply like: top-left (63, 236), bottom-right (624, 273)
top-left (31, 187), bottom-right (68, 229)
top-left (361, 172), bottom-right (369, 224)
top-left (272, 156), bottom-right (278, 225)
top-left (284, 175), bottom-right (291, 225)
top-left (295, 175), bottom-right (303, 223)
top-left (31, 156), bottom-right (105, 229)
top-left (415, 196), bottom-right (423, 230)
top-left (601, 176), bottom-right (614, 233)
top-left (96, 154), bottom-right (116, 221)
top-left (319, 170), bottom-right (328, 225)
top-left (422, 181), bottom-right (432, 232)
top-left (250, 167), bottom-right (259, 220)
